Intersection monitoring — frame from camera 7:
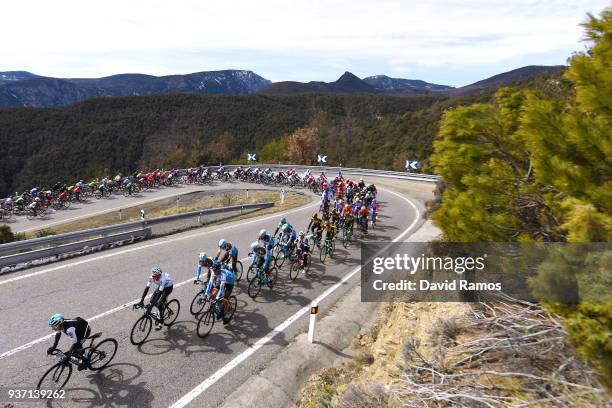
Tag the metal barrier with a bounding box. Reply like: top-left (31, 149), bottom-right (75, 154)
top-left (0, 202), bottom-right (273, 270)
top-left (203, 164), bottom-right (438, 182)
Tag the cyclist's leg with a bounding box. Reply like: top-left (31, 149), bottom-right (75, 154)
top-left (148, 290), bottom-right (161, 312)
top-left (157, 286), bottom-right (173, 320)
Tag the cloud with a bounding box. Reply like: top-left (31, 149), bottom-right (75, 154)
top-left (1, 0), bottom-right (609, 84)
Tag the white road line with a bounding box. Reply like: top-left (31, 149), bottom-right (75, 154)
top-left (0, 201), bottom-right (318, 287)
top-left (0, 256), bottom-right (251, 361)
top-left (169, 188), bottom-right (421, 408)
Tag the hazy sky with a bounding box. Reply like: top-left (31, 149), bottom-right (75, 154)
top-left (2, 0), bottom-right (609, 86)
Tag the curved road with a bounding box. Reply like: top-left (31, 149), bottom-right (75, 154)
top-left (0, 184), bottom-right (424, 407)
top-left (4, 181), bottom-right (282, 234)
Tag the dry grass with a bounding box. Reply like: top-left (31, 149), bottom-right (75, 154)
top-left (27, 190), bottom-right (310, 237)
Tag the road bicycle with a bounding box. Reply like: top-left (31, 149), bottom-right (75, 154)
top-left (319, 236), bottom-right (335, 263)
top-left (37, 332), bottom-right (117, 390)
top-left (273, 241), bottom-right (294, 268)
top-left (289, 251), bottom-right (311, 280)
top-left (196, 288), bottom-right (237, 338)
top-left (25, 206), bottom-right (47, 219)
top-left (247, 264), bottom-right (278, 299)
top-left (190, 280), bottom-right (211, 316)
top-left (342, 223), bottom-right (354, 248)
top-left (130, 297), bottom-right (180, 345)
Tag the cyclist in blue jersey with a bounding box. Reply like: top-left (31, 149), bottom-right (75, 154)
top-left (215, 239), bottom-right (239, 272)
top-left (205, 261), bottom-right (235, 323)
top-left (194, 252), bottom-right (213, 284)
top-left (258, 229), bottom-right (275, 251)
top-left (280, 223), bottom-right (297, 252)
top-left (273, 217), bottom-right (292, 238)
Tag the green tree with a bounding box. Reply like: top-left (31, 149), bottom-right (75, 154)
top-left (431, 8), bottom-right (612, 388)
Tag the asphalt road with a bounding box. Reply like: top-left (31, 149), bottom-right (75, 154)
top-left (3, 181), bottom-right (281, 233)
top-left (0, 185), bottom-right (424, 408)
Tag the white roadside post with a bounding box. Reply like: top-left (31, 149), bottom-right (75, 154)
top-left (246, 188), bottom-right (249, 199)
top-left (280, 188), bottom-right (285, 205)
top-left (119, 208), bottom-right (122, 221)
top-left (176, 197), bottom-right (180, 211)
top-left (140, 209), bottom-right (145, 220)
top-left (308, 304), bottom-right (318, 343)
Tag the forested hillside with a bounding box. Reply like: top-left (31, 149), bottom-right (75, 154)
top-left (0, 71), bottom-right (565, 196)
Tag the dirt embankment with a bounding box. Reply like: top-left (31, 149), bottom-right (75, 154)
top-left (297, 299), bottom-right (609, 407)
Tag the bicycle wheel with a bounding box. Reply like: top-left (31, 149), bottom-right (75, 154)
top-left (130, 314), bottom-right (152, 345)
top-left (289, 261), bottom-right (299, 281)
top-left (304, 254), bottom-right (311, 274)
top-left (163, 299), bottom-right (180, 326)
top-left (275, 249), bottom-right (286, 268)
top-left (196, 309), bottom-right (215, 338)
top-left (234, 261), bottom-right (243, 282)
top-left (38, 361), bottom-right (72, 391)
top-left (268, 267), bottom-right (278, 288)
top-left (190, 291), bottom-right (208, 316)
top-left (248, 276), bottom-right (262, 299)
top-left (88, 338), bottom-right (118, 370)
top-left (224, 295), bottom-right (238, 322)
top-left (320, 245), bottom-right (327, 263)
top-left (342, 232), bottom-right (350, 248)
top-left (246, 264), bottom-right (257, 282)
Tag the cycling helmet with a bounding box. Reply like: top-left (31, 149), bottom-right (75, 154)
top-left (218, 239), bottom-right (227, 249)
top-left (313, 212), bottom-right (319, 219)
top-left (199, 252), bottom-right (208, 261)
top-left (151, 266), bottom-right (162, 276)
top-left (250, 241), bottom-right (260, 252)
top-left (280, 217), bottom-right (287, 224)
top-left (259, 229), bottom-right (267, 238)
top-left (299, 230), bottom-right (305, 237)
top-left (212, 260), bottom-right (221, 270)
top-left (48, 313), bottom-right (64, 328)
top-left (282, 224), bottom-right (290, 232)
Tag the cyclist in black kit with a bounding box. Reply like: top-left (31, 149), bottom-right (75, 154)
top-left (47, 313), bottom-right (91, 370)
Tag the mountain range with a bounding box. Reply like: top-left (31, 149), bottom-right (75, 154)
top-left (0, 65), bottom-right (564, 108)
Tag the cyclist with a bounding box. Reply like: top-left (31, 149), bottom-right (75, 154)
top-left (258, 229), bottom-right (275, 251)
top-left (194, 252), bottom-right (213, 284)
top-left (357, 205), bottom-right (370, 234)
top-left (295, 231), bottom-right (311, 271)
top-left (307, 212), bottom-right (324, 244)
top-left (216, 239), bottom-right (239, 272)
top-left (330, 207), bottom-right (341, 229)
top-left (273, 217), bottom-right (292, 237)
top-left (342, 204), bottom-right (355, 235)
top-left (205, 261), bottom-right (235, 323)
top-left (279, 223), bottom-right (297, 253)
top-left (323, 220), bottom-right (337, 244)
top-left (47, 313), bottom-right (91, 371)
top-left (370, 199), bottom-right (378, 226)
top-left (136, 267), bottom-right (174, 330)
top-left (250, 241), bottom-right (272, 275)
top-left (28, 197), bottom-right (41, 216)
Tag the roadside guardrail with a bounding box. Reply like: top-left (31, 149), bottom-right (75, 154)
top-left (0, 202), bottom-right (273, 270)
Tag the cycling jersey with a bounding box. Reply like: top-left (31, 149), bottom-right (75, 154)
top-left (147, 273), bottom-right (174, 291)
top-left (205, 268), bottom-right (235, 299)
top-left (51, 317), bottom-right (90, 349)
top-left (260, 234), bottom-right (275, 251)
